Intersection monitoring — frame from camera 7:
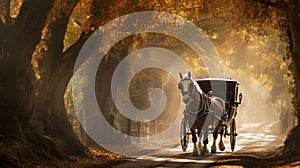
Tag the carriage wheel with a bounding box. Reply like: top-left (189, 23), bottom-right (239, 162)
top-left (230, 118), bottom-right (236, 152)
top-left (180, 118), bottom-right (189, 151)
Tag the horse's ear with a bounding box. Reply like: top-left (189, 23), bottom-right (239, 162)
top-left (188, 72), bottom-right (191, 78)
top-left (179, 72), bottom-right (183, 79)
top-left (207, 91), bottom-right (212, 97)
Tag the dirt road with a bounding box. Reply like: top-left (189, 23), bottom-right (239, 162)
top-left (111, 121), bottom-right (285, 168)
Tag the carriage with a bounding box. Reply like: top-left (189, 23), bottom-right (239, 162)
top-left (180, 78), bottom-right (243, 152)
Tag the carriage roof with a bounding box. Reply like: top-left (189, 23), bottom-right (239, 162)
top-left (196, 78), bottom-right (239, 85)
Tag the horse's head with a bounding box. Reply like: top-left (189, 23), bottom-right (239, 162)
top-left (178, 72), bottom-right (196, 104)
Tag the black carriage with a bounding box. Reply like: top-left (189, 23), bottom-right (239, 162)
top-left (180, 78), bottom-right (243, 152)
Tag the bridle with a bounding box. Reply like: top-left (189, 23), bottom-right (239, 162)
top-left (178, 79), bottom-right (194, 98)
top-left (179, 78), bottom-right (210, 118)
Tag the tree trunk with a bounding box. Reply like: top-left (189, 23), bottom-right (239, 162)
top-left (30, 0), bottom-right (86, 156)
top-left (283, 0), bottom-right (300, 155)
top-left (0, 1), bottom-right (59, 166)
top-left (289, 0), bottom-right (300, 120)
top-left (0, 0), bottom-right (88, 166)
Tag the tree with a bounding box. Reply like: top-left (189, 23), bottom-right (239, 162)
top-left (0, 0), bottom-right (86, 166)
top-left (284, 0), bottom-right (300, 154)
top-left (0, 0), bottom-right (166, 166)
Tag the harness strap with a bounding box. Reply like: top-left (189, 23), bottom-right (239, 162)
top-left (186, 90), bottom-right (214, 119)
top-left (198, 94), bottom-right (210, 117)
top-left (195, 92), bottom-right (210, 118)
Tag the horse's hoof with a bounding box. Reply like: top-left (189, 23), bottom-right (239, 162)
top-left (201, 146), bottom-right (209, 155)
top-left (219, 144), bottom-right (225, 151)
top-left (205, 148), bottom-right (209, 153)
top-left (211, 148), bottom-right (217, 153)
top-left (192, 151), bottom-right (200, 156)
top-left (200, 149), bottom-right (206, 155)
top-left (198, 145), bottom-right (202, 151)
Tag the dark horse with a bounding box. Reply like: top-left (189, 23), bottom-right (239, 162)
top-left (178, 72), bottom-right (226, 155)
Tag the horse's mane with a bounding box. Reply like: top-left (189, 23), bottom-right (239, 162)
top-left (192, 79), bottom-right (203, 94)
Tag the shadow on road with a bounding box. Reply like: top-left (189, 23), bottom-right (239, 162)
top-left (206, 150), bottom-right (300, 168)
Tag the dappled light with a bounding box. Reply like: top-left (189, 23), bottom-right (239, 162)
top-left (9, 0), bottom-right (22, 19)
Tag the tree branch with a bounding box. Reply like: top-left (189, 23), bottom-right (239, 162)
top-left (59, 31), bottom-right (94, 73)
top-left (14, 0), bottom-right (54, 44)
top-left (36, 0), bottom-right (80, 72)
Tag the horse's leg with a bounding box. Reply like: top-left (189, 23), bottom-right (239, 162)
top-left (201, 129), bottom-right (209, 155)
top-left (211, 122), bottom-right (222, 153)
top-left (191, 128), bottom-right (199, 156)
top-left (197, 130), bottom-right (202, 152)
top-left (211, 130), bottom-right (218, 153)
top-left (218, 128), bottom-right (225, 151)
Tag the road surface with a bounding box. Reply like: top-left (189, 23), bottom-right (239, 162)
top-left (111, 121), bottom-right (284, 168)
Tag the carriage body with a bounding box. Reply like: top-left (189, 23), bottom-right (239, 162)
top-left (180, 78), bottom-right (242, 152)
top-left (196, 78), bottom-right (241, 108)
top-left (196, 78), bottom-right (242, 123)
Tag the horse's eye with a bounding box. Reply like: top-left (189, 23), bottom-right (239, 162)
top-left (178, 84), bottom-right (181, 90)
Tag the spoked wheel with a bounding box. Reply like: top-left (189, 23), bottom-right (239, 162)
top-left (230, 118), bottom-right (237, 152)
top-left (180, 118), bottom-right (189, 151)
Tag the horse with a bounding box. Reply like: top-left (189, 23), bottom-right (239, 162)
top-left (178, 72), bottom-right (226, 155)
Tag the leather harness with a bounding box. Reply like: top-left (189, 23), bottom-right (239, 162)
top-left (186, 90), bottom-right (211, 119)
